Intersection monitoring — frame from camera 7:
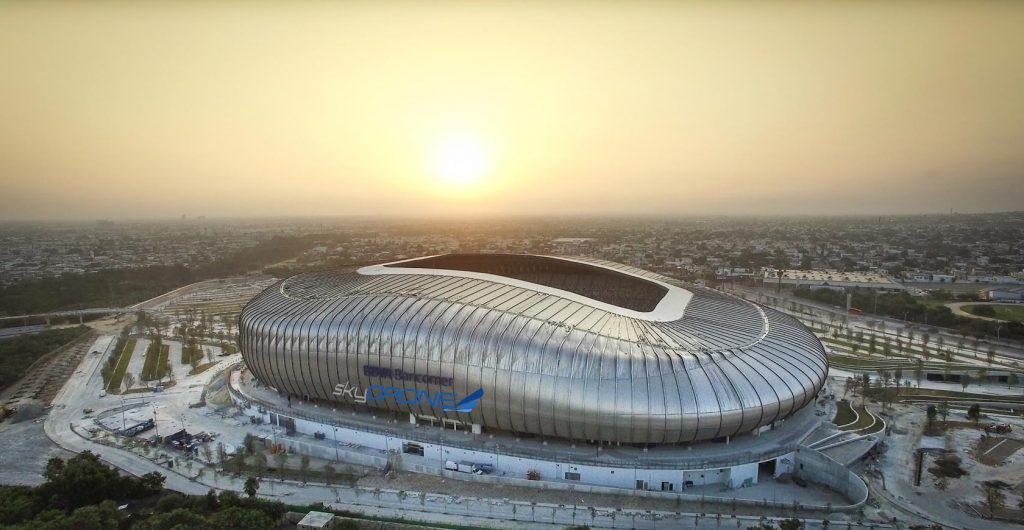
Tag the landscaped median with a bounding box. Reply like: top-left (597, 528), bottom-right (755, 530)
top-left (141, 340), bottom-right (170, 381)
top-left (106, 338), bottom-right (137, 392)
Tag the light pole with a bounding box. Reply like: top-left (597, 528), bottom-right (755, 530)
top-left (332, 426), bottom-right (339, 461)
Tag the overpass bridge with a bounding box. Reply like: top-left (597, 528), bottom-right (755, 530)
top-left (0, 307), bottom-right (131, 325)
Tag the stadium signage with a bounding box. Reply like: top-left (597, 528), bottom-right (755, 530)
top-left (332, 379), bottom-right (483, 413)
top-left (362, 364), bottom-right (454, 387)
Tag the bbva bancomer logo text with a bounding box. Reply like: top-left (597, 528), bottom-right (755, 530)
top-left (331, 364), bottom-right (483, 413)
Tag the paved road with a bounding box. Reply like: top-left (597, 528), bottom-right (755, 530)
top-left (0, 308), bottom-right (128, 323)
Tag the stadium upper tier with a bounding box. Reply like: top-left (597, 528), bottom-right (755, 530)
top-left (239, 254), bottom-right (828, 444)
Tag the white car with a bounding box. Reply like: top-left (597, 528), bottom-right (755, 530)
top-left (99, 390), bottom-right (107, 398)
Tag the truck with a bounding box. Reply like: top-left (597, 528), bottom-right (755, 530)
top-left (445, 460), bottom-right (492, 474)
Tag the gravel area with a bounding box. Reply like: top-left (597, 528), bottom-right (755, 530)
top-left (0, 418), bottom-right (74, 486)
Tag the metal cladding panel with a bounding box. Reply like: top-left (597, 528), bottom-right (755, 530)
top-left (238, 256), bottom-right (828, 444)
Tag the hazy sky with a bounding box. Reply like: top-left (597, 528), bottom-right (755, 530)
top-left (1, 2), bottom-right (1023, 220)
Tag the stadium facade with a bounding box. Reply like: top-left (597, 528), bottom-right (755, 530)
top-left (239, 254), bottom-right (828, 444)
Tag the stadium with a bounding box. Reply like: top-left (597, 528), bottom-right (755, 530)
top-left (231, 254), bottom-right (858, 499)
top-left (239, 253), bottom-right (827, 444)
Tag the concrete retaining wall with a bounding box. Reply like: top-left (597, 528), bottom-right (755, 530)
top-left (793, 447), bottom-right (869, 509)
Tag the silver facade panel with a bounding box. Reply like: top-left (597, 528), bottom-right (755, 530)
top-left (238, 255), bottom-right (828, 444)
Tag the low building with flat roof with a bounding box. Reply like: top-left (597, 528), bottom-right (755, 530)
top-left (763, 268), bottom-right (904, 292)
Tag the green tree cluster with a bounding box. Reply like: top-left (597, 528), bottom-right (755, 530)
top-left (0, 452), bottom-right (288, 530)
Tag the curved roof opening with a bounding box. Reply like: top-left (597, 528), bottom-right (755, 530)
top-left (386, 253), bottom-right (668, 312)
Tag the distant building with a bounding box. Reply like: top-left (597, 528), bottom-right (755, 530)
top-left (763, 268), bottom-right (904, 292)
top-left (904, 272), bottom-right (956, 283)
top-left (716, 267), bottom-right (756, 280)
top-left (982, 286), bottom-right (1024, 301)
top-left (964, 274), bottom-right (1023, 284)
top-left (551, 237), bottom-right (595, 255)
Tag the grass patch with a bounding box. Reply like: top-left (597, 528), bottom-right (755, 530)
top-left (0, 326), bottom-right (92, 392)
top-left (107, 338), bottom-right (137, 392)
top-left (900, 387), bottom-right (1024, 403)
top-left (181, 342), bottom-right (203, 365)
top-left (833, 400), bottom-right (856, 427)
top-left (189, 362), bottom-right (218, 375)
top-left (843, 405), bottom-right (875, 431)
top-left (963, 304), bottom-right (1024, 323)
top-left (141, 341), bottom-right (170, 381)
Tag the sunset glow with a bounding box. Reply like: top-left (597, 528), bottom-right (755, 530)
top-left (431, 134), bottom-right (491, 187)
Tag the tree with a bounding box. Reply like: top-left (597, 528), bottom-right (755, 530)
top-left (207, 506), bottom-right (273, 530)
top-left (914, 360), bottom-right (924, 388)
top-left (40, 452), bottom-right (146, 510)
top-left (983, 483), bottom-right (1006, 514)
top-left (231, 447), bottom-right (245, 475)
top-left (243, 476), bottom-right (259, 498)
top-left (138, 508), bottom-right (207, 530)
top-left (960, 373), bottom-right (972, 392)
top-left (300, 455), bottom-right (311, 483)
top-left (274, 451), bottom-right (287, 480)
top-left (926, 404), bottom-right (937, 427)
top-left (987, 345), bottom-right (996, 366)
top-left (967, 403), bottom-right (981, 424)
top-left (253, 449), bottom-right (267, 479)
top-left (323, 463), bottom-right (336, 485)
top-left (124, 372), bottom-right (136, 389)
top-left (938, 401), bottom-right (949, 422)
top-left (63, 500), bottom-right (122, 530)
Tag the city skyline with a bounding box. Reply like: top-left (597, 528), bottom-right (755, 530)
top-left (2, 2), bottom-right (1023, 219)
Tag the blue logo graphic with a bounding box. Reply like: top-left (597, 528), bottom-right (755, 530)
top-left (443, 388), bottom-right (483, 413)
top-left (333, 382), bottom-right (483, 413)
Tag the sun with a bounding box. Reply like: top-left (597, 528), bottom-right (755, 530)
top-left (431, 134), bottom-right (491, 185)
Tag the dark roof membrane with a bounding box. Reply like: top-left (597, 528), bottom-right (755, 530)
top-left (386, 253), bottom-right (668, 312)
